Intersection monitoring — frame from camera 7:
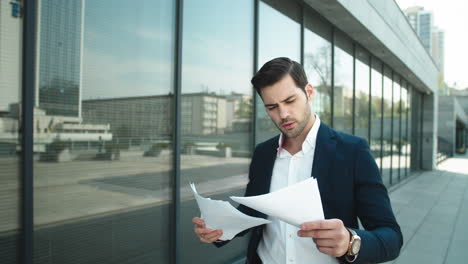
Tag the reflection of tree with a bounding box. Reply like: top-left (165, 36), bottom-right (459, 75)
top-left (234, 98), bottom-right (253, 120)
top-left (356, 91), bottom-right (369, 127)
top-left (304, 45), bottom-right (332, 124)
top-left (304, 45), bottom-right (332, 97)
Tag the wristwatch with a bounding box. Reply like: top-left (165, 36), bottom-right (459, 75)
top-left (345, 228), bottom-right (361, 262)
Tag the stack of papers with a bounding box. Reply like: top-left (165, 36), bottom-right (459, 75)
top-left (230, 177), bottom-right (324, 227)
top-left (190, 177), bottom-right (324, 239)
top-left (190, 183), bottom-right (270, 240)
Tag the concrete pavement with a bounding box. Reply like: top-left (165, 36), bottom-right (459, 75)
top-left (384, 153), bottom-right (468, 264)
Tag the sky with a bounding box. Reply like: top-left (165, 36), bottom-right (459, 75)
top-left (395, 0), bottom-right (468, 89)
top-left (82, 0), bottom-right (254, 100)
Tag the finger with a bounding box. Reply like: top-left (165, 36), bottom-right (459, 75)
top-left (316, 246), bottom-right (337, 256)
top-left (200, 230), bottom-right (223, 243)
top-left (194, 227), bottom-right (212, 236)
top-left (192, 217), bottom-right (205, 227)
top-left (313, 238), bottom-right (336, 247)
top-left (197, 228), bottom-right (214, 237)
top-left (301, 219), bottom-right (342, 231)
top-left (204, 229), bottom-right (223, 241)
top-left (297, 229), bottom-right (336, 238)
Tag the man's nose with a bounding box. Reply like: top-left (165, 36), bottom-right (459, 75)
top-left (279, 106), bottom-right (290, 120)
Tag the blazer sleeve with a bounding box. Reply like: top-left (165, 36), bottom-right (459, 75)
top-left (350, 139), bottom-right (403, 263)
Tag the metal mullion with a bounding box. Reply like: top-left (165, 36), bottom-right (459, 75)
top-left (398, 80), bottom-right (402, 182)
top-left (253, 0), bottom-right (259, 150)
top-left (379, 62), bottom-right (384, 177)
top-left (172, 0), bottom-right (183, 263)
top-left (330, 27), bottom-right (335, 128)
top-left (352, 44), bottom-right (356, 135)
top-left (389, 70), bottom-right (394, 186)
top-left (368, 54), bottom-right (372, 144)
top-left (405, 88), bottom-right (412, 177)
top-left (21, 0), bottom-right (36, 263)
top-left (300, 2), bottom-right (304, 66)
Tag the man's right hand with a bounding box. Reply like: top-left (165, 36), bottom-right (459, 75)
top-left (192, 217), bottom-right (223, 243)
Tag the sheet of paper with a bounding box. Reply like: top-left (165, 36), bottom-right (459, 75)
top-left (230, 177), bottom-right (324, 227)
top-left (190, 183), bottom-right (271, 240)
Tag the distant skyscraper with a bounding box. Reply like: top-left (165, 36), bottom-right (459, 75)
top-left (404, 6), bottom-right (433, 52)
top-left (0, 0), bottom-right (23, 113)
top-left (404, 6), bottom-right (445, 75)
top-left (35, 0), bottom-right (85, 117)
top-left (432, 27), bottom-right (445, 74)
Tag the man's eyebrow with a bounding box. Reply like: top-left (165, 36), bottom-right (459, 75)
top-left (264, 95), bottom-right (296, 107)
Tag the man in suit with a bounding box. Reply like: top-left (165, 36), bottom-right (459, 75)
top-left (193, 57), bottom-right (403, 263)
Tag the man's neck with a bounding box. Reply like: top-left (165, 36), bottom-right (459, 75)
top-left (283, 114), bottom-right (316, 155)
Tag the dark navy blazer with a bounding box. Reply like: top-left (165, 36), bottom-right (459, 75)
top-left (217, 122), bottom-right (403, 264)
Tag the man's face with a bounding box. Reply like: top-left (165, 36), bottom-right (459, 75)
top-left (261, 74), bottom-right (314, 139)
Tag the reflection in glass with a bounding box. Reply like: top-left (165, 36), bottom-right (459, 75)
top-left (382, 67), bottom-right (393, 186)
top-left (0, 0), bottom-right (22, 260)
top-left (333, 33), bottom-right (353, 134)
top-left (304, 12), bottom-right (332, 125)
top-left (355, 47), bottom-right (370, 141)
top-left (37, 0), bottom-right (81, 117)
top-left (401, 84), bottom-right (409, 178)
top-left (406, 87), bottom-right (412, 175)
top-left (370, 58), bottom-right (383, 175)
top-left (391, 76), bottom-right (401, 184)
top-left (181, 0), bottom-right (253, 263)
top-left (33, 0), bottom-right (175, 263)
top-left (257, 0), bottom-right (301, 143)
top-left (410, 90), bottom-right (422, 172)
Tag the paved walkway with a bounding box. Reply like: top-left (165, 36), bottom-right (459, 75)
top-left (384, 153), bottom-right (468, 264)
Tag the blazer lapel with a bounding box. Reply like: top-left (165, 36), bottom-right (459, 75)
top-left (312, 122), bottom-right (336, 219)
top-left (258, 136), bottom-right (279, 196)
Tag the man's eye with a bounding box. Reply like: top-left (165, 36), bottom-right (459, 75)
top-left (267, 106), bottom-right (276, 111)
top-left (286, 100), bottom-right (294, 104)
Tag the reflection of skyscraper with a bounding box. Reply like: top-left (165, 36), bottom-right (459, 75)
top-left (0, 0), bottom-right (23, 113)
top-left (35, 0), bottom-right (85, 117)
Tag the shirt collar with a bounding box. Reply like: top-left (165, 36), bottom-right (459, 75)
top-left (276, 115), bottom-right (321, 157)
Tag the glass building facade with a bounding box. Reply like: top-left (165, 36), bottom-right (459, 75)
top-left (0, 0), bottom-right (428, 263)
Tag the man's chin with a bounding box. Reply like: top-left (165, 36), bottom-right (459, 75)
top-left (282, 130), bottom-right (301, 139)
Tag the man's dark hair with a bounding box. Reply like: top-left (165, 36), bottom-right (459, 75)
top-left (251, 57), bottom-right (308, 97)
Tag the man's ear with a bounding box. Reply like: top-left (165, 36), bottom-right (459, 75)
top-left (305, 84), bottom-right (314, 100)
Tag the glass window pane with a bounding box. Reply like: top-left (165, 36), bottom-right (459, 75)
top-left (34, 1), bottom-right (175, 263)
top-left (401, 83), bottom-right (408, 178)
top-left (406, 86), bottom-right (412, 174)
top-left (355, 47), bottom-right (370, 141)
top-left (410, 90), bottom-right (422, 172)
top-left (256, 0), bottom-right (301, 143)
top-left (391, 75), bottom-right (401, 185)
top-left (382, 67), bottom-right (392, 186)
top-left (0, 0), bottom-right (22, 261)
top-left (370, 58), bottom-right (383, 174)
top-left (304, 12), bottom-right (332, 126)
top-left (333, 32), bottom-right (353, 134)
top-left (181, 0), bottom-right (253, 263)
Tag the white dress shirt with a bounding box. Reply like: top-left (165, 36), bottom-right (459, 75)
top-left (257, 115), bottom-right (338, 264)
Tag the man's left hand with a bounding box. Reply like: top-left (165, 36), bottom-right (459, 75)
top-left (298, 219), bottom-right (350, 257)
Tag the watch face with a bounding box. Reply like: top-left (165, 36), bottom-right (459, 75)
top-left (352, 239), bottom-right (361, 254)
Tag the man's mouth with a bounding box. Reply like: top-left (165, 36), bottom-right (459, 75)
top-left (282, 121), bottom-right (295, 129)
